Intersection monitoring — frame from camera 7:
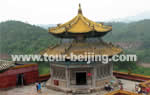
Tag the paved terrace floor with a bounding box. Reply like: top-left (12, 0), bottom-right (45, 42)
top-left (0, 79), bottom-right (139, 95)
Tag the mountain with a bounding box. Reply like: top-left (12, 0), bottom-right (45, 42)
top-left (0, 20), bottom-right (59, 54)
top-left (113, 11), bottom-right (150, 22)
top-left (104, 20), bottom-right (150, 62)
top-left (36, 24), bottom-right (57, 29)
top-left (0, 20), bottom-right (150, 62)
top-left (104, 19), bottom-right (150, 42)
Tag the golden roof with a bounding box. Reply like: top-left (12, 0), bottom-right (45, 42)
top-left (140, 80), bottom-right (150, 88)
top-left (49, 4), bottom-right (112, 35)
top-left (40, 41), bottom-right (122, 57)
top-left (105, 90), bottom-right (140, 95)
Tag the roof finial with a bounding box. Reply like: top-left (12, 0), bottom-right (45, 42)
top-left (78, 3), bottom-right (82, 14)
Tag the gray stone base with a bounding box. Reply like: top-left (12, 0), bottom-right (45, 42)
top-left (46, 76), bottom-right (118, 94)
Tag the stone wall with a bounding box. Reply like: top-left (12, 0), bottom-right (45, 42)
top-left (52, 66), bottom-right (66, 80)
top-left (96, 63), bottom-right (112, 79)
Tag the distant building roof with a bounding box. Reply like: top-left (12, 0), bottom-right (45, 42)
top-left (0, 60), bottom-right (38, 72)
top-left (140, 80), bottom-right (150, 88)
top-left (105, 90), bottom-right (139, 95)
top-left (0, 60), bottom-right (15, 72)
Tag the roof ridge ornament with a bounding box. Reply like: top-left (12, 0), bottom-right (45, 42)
top-left (78, 3), bottom-right (82, 15)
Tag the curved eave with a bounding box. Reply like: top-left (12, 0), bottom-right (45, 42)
top-left (49, 25), bottom-right (112, 34)
top-left (48, 13), bottom-right (112, 36)
top-left (49, 29), bottom-right (112, 38)
top-left (40, 46), bottom-right (123, 58)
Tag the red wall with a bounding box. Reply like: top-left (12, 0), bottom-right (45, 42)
top-left (24, 71), bottom-right (38, 85)
top-left (0, 64), bottom-right (39, 89)
top-left (0, 75), bottom-right (17, 88)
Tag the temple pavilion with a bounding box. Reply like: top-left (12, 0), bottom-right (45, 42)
top-left (41, 4), bottom-right (122, 93)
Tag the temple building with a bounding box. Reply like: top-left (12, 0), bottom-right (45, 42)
top-left (41, 4), bottom-right (122, 93)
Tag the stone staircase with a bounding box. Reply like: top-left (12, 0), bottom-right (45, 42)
top-left (72, 88), bottom-right (91, 94)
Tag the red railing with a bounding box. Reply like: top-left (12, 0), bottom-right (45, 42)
top-left (37, 74), bottom-right (50, 82)
top-left (113, 71), bottom-right (150, 82)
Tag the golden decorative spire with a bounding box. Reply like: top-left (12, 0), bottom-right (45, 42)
top-left (78, 3), bottom-right (82, 14)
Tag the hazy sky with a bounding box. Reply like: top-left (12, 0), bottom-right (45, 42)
top-left (0, 0), bottom-right (150, 24)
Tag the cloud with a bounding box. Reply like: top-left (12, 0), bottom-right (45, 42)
top-left (0, 0), bottom-right (150, 24)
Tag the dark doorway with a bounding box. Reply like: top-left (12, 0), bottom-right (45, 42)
top-left (76, 72), bottom-right (87, 85)
top-left (16, 74), bottom-right (24, 86)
